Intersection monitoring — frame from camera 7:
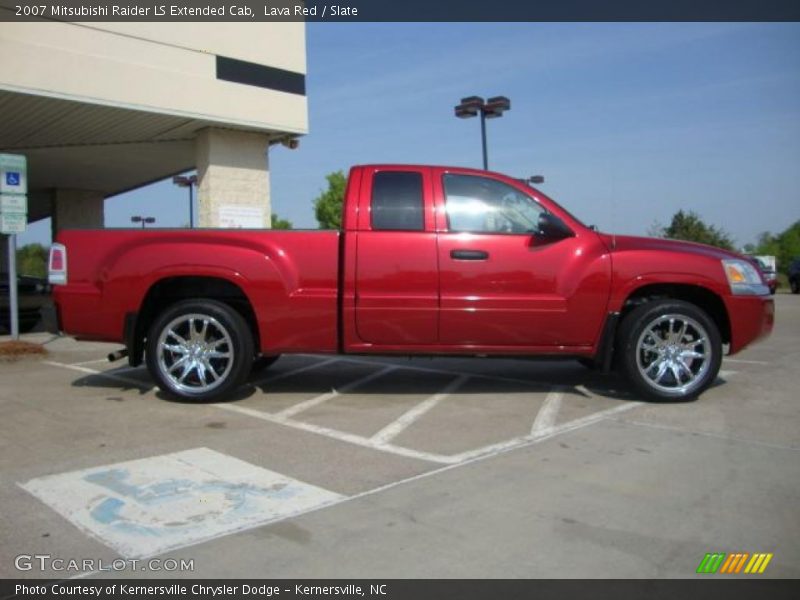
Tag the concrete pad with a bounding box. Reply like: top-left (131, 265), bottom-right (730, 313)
top-left (2, 295), bottom-right (797, 579)
top-left (128, 417), bottom-right (799, 579)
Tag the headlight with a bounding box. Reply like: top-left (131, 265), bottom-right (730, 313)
top-left (722, 259), bottom-right (769, 295)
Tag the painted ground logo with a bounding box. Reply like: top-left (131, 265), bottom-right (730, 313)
top-left (696, 552), bottom-right (773, 574)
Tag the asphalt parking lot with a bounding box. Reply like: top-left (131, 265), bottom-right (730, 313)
top-left (1, 294), bottom-right (798, 579)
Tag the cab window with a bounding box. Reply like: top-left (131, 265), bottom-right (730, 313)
top-left (443, 173), bottom-right (545, 234)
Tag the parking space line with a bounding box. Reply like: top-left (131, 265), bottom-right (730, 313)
top-left (43, 356), bottom-right (644, 467)
top-left (530, 388), bottom-right (564, 435)
top-left (371, 375), bottom-right (470, 445)
top-left (43, 361), bottom-right (156, 391)
top-left (451, 401), bottom-right (643, 463)
top-left (252, 357), bottom-right (340, 386)
top-left (70, 358), bottom-right (112, 366)
top-left (723, 358), bottom-right (769, 365)
top-left (215, 394), bottom-right (642, 467)
top-left (274, 365), bottom-right (398, 419)
top-left (211, 402), bottom-right (458, 464)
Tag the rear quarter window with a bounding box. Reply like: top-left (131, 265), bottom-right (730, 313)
top-left (371, 171), bottom-right (424, 231)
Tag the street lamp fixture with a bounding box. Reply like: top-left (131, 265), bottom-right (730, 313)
top-left (173, 174), bottom-right (198, 228)
top-left (454, 95), bottom-right (511, 170)
top-left (131, 215), bottom-right (156, 229)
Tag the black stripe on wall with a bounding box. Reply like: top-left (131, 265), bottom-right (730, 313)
top-left (216, 56), bottom-right (306, 96)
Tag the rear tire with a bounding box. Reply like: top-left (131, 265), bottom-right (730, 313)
top-left (791, 279), bottom-right (799, 294)
top-left (617, 300), bottom-right (722, 401)
top-left (145, 299), bottom-right (253, 401)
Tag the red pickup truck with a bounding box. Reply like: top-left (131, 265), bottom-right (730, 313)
top-left (49, 165), bottom-right (774, 402)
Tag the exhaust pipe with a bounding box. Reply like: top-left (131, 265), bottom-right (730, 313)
top-left (107, 348), bottom-right (128, 362)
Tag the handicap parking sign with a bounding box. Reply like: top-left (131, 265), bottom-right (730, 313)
top-left (0, 154), bottom-right (27, 194)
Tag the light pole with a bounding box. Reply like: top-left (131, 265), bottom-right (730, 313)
top-left (131, 216), bottom-right (155, 229)
top-left (454, 96), bottom-right (511, 170)
top-left (173, 174), bottom-right (197, 228)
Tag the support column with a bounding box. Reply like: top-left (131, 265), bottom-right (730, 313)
top-left (196, 128), bottom-right (271, 229)
top-left (51, 189), bottom-right (104, 238)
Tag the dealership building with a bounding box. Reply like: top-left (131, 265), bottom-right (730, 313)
top-left (0, 20), bottom-right (308, 243)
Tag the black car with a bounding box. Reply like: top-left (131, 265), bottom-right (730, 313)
top-left (789, 258), bottom-right (800, 295)
top-left (0, 274), bottom-right (51, 333)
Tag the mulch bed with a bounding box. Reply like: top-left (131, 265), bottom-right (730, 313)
top-left (0, 340), bottom-right (48, 360)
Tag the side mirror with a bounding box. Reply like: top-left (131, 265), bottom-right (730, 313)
top-left (536, 213), bottom-right (573, 242)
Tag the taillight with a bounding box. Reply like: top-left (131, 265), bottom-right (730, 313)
top-left (48, 243), bottom-right (67, 285)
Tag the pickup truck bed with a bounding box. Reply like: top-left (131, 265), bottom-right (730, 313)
top-left (55, 229), bottom-right (341, 353)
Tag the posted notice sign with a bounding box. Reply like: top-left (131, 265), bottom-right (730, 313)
top-left (0, 213), bottom-right (26, 234)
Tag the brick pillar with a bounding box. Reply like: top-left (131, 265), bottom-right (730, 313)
top-left (196, 128), bottom-right (271, 229)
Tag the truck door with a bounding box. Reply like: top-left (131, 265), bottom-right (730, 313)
top-left (435, 170), bottom-right (611, 348)
top-left (354, 167), bottom-right (439, 345)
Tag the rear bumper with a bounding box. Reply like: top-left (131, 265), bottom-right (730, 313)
top-left (725, 294), bottom-right (774, 354)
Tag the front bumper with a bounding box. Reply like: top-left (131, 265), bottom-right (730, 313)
top-left (725, 294), bottom-right (774, 354)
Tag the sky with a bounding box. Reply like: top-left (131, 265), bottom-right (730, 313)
top-left (19, 22), bottom-right (800, 248)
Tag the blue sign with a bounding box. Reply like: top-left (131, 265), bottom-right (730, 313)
top-left (5, 172), bottom-right (20, 186)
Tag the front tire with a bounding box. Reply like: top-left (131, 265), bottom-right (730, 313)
top-left (617, 300), bottom-right (722, 401)
top-left (791, 279), bottom-right (799, 294)
top-left (145, 299), bottom-right (254, 401)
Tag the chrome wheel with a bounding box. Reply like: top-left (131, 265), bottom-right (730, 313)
top-left (636, 313), bottom-right (712, 396)
top-left (156, 313), bottom-right (234, 396)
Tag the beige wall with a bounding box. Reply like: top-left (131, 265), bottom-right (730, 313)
top-left (0, 22), bottom-right (307, 134)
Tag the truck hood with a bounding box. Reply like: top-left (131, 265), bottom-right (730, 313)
top-left (598, 233), bottom-right (742, 261)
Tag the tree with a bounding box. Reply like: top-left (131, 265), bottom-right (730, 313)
top-left (753, 221), bottom-right (800, 273)
top-left (313, 170), bottom-right (346, 230)
top-left (16, 243), bottom-right (48, 278)
top-left (270, 213), bottom-right (293, 230)
top-left (653, 210), bottom-right (735, 251)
